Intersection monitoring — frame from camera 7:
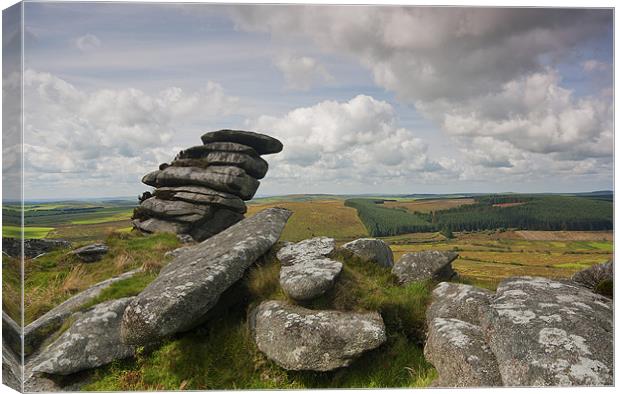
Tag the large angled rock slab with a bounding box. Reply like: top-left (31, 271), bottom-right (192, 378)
top-left (392, 251), bottom-right (458, 284)
top-left (172, 151), bottom-right (268, 179)
top-left (201, 129), bottom-right (283, 155)
top-left (24, 269), bottom-right (140, 356)
top-left (481, 276), bottom-right (613, 386)
top-left (425, 317), bottom-right (501, 387)
top-left (426, 282), bottom-right (493, 326)
top-left (32, 298), bottom-right (136, 375)
top-left (277, 237), bottom-right (341, 301)
top-left (142, 165), bottom-right (259, 200)
top-left (342, 238), bottom-right (394, 268)
top-left (251, 300), bottom-right (386, 371)
top-left (572, 260), bottom-right (613, 293)
top-left (121, 208), bottom-right (292, 345)
top-left (155, 185), bottom-right (247, 213)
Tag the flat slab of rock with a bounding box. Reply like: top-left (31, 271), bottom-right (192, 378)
top-left (121, 208), bottom-right (291, 345)
top-left (201, 129), bottom-right (283, 155)
top-left (342, 238), bottom-right (394, 268)
top-left (572, 260), bottom-right (613, 291)
top-left (24, 269), bottom-right (140, 356)
top-left (277, 237), bottom-right (342, 301)
top-left (71, 243), bottom-right (109, 263)
top-left (155, 185), bottom-right (247, 213)
top-left (251, 300), bottom-right (386, 371)
top-left (425, 317), bottom-right (502, 387)
top-left (172, 151), bottom-right (268, 179)
top-left (133, 217), bottom-right (190, 235)
top-left (392, 251), bottom-right (458, 284)
top-left (176, 142), bottom-right (259, 159)
top-left (481, 276), bottom-right (613, 386)
top-left (426, 282), bottom-right (493, 326)
top-left (142, 165), bottom-right (260, 200)
top-left (32, 297), bottom-right (136, 375)
top-left (138, 197), bottom-right (214, 222)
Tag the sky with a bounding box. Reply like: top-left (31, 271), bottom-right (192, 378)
top-left (7, 2), bottom-right (614, 199)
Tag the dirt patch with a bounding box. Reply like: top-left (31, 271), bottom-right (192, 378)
top-left (492, 202), bottom-right (526, 208)
top-left (514, 231), bottom-right (613, 241)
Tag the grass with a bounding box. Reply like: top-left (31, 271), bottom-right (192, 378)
top-left (70, 211), bottom-right (133, 225)
top-left (78, 272), bottom-right (159, 312)
top-left (246, 199), bottom-right (368, 242)
top-left (3, 225), bottom-right (55, 238)
top-left (83, 246), bottom-right (437, 390)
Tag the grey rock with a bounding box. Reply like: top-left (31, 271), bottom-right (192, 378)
top-left (188, 208), bottom-right (244, 242)
top-left (392, 251), bottom-right (458, 284)
top-left (2, 341), bottom-right (21, 392)
top-left (277, 237), bottom-right (342, 301)
top-left (71, 243), bottom-right (109, 263)
top-left (176, 142), bottom-right (259, 159)
top-left (142, 165), bottom-right (260, 200)
top-left (276, 236), bottom-right (336, 265)
top-left (121, 208), bottom-right (292, 345)
top-left (172, 151), bottom-right (268, 179)
top-left (426, 282), bottom-right (493, 326)
top-left (425, 317), bottom-right (502, 387)
top-left (3, 237), bottom-right (71, 259)
top-left (139, 197), bottom-right (215, 221)
top-left (342, 238), bottom-right (394, 268)
top-left (155, 185), bottom-right (247, 213)
top-left (132, 217), bottom-right (191, 235)
top-left (572, 260), bottom-right (613, 291)
top-left (481, 276), bottom-right (613, 386)
top-left (3, 311), bottom-right (21, 356)
top-left (32, 298), bottom-right (136, 375)
top-left (200, 129), bottom-right (283, 155)
top-left (24, 269), bottom-right (140, 356)
top-left (251, 300), bottom-right (386, 371)
top-left (177, 234), bottom-right (195, 244)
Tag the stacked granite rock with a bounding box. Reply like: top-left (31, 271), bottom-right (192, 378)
top-left (132, 130), bottom-right (283, 241)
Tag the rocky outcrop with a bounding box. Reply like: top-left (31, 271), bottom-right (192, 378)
top-left (251, 300), bottom-right (386, 371)
top-left (133, 130), bottom-right (283, 242)
top-left (277, 237), bottom-right (342, 301)
top-left (31, 298), bottom-right (136, 375)
top-left (24, 269), bottom-right (140, 356)
top-left (3, 341), bottom-right (21, 392)
top-left (3, 311), bottom-right (21, 356)
top-left (392, 251), bottom-right (458, 284)
top-left (121, 208), bottom-right (291, 346)
top-left (425, 277), bottom-right (614, 387)
top-left (71, 243), bottom-right (109, 262)
top-left (342, 238), bottom-right (394, 267)
top-left (572, 260), bottom-right (613, 296)
top-left (3, 237), bottom-right (71, 259)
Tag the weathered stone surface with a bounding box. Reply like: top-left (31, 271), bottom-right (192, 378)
top-left (32, 298), bottom-right (136, 375)
top-left (24, 269), bottom-right (140, 356)
top-left (2, 341), bottom-right (21, 392)
top-left (481, 276), bottom-right (613, 386)
top-left (277, 237), bottom-right (342, 301)
top-left (425, 317), bottom-right (502, 387)
top-left (392, 251), bottom-right (458, 284)
top-left (188, 208), bottom-right (244, 242)
top-left (155, 185), bottom-right (247, 213)
top-left (342, 238), bottom-right (394, 268)
top-left (201, 129), bottom-right (283, 155)
top-left (121, 208), bottom-right (292, 345)
top-left (164, 245), bottom-right (197, 260)
top-left (177, 142), bottom-right (260, 159)
top-left (172, 151), bottom-right (268, 179)
top-left (132, 217), bottom-right (191, 235)
top-left (3, 237), bottom-right (71, 259)
top-left (426, 282), bottom-right (493, 326)
top-left (139, 197), bottom-right (215, 221)
top-left (572, 260), bottom-right (613, 291)
top-left (3, 311), bottom-right (21, 356)
top-left (142, 165), bottom-right (260, 200)
top-left (71, 243), bottom-right (109, 263)
top-left (251, 300), bottom-right (386, 371)
top-left (276, 236), bottom-right (336, 265)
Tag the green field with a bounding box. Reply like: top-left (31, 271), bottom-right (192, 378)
top-left (3, 225), bottom-right (55, 238)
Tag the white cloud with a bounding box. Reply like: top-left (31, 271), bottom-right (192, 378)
top-left (274, 54), bottom-right (332, 90)
top-left (75, 34), bottom-right (101, 52)
top-left (582, 59), bottom-right (610, 73)
top-left (22, 70), bottom-right (240, 197)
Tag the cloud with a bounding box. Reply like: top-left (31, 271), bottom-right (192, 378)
top-left (246, 95), bottom-right (448, 192)
top-left (274, 54), bottom-right (332, 90)
top-left (582, 59), bottom-right (610, 73)
top-left (75, 34), bottom-right (101, 52)
top-left (22, 69), bottom-right (240, 197)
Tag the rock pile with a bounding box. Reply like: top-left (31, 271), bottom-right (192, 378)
top-left (2, 237), bottom-right (71, 259)
top-left (392, 250), bottom-right (458, 284)
top-left (132, 130), bottom-right (283, 241)
top-left (425, 277), bottom-right (613, 387)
